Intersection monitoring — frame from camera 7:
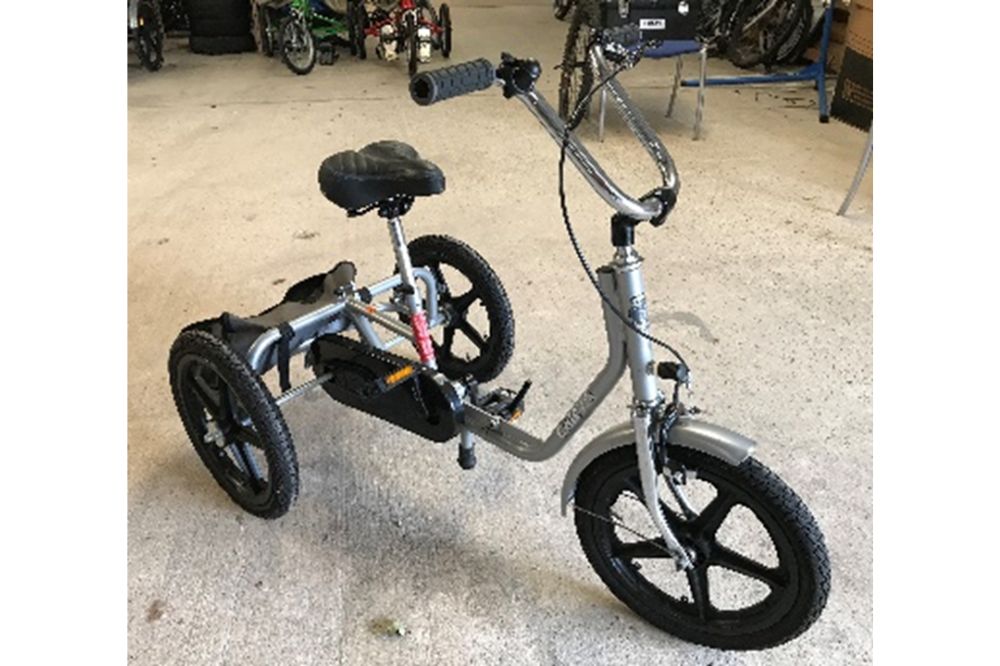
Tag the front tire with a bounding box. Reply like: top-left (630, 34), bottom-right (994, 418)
top-left (573, 446), bottom-right (830, 650)
top-left (169, 330), bottom-right (300, 519)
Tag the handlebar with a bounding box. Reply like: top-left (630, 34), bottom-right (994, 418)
top-left (410, 59), bottom-right (495, 106)
top-left (408, 35), bottom-right (680, 223)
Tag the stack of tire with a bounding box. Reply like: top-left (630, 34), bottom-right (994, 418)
top-left (186, 0), bottom-right (256, 54)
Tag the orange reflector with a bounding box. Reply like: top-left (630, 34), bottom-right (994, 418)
top-left (384, 365), bottom-right (415, 386)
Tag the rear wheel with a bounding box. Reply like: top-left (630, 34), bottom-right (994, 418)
top-left (405, 235), bottom-right (514, 383)
top-left (281, 15), bottom-right (317, 75)
top-left (558, 0), bottom-right (596, 125)
top-left (169, 330), bottom-right (300, 519)
top-left (573, 446), bottom-right (830, 650)
top-left (439, 3), bottom-right (452, 58)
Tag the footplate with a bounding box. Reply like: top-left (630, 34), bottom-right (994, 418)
top-left (311, 334), bottom-right (464, 442)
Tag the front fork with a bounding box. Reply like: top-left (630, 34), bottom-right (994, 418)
top-left (634, 407), bottom-right (694, 570)
top-left (615, 246), bottom-right (694, 570)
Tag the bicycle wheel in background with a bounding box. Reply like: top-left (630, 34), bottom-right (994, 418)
top-left (727, 0), bottom-right (808, 70)
top-left (554, 0), bottom-right (576, 21)
top-left (774, 0), bottom-right (813, 65)
top-left (135, 0), bottom-right (166, 71)
top-left (558, 0), bottom-right (597, 125)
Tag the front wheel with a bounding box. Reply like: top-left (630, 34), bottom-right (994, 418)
top-left (280, 16), bottom-right (317, 75)
top-left (573, 446), bottom-right (830, 650)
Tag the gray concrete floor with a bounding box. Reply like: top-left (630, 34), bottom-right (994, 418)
top-left (128, 2), bottom-right (872, 664)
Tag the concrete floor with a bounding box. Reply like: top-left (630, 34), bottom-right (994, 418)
top-left (128, 2), bottom-right (872, 664)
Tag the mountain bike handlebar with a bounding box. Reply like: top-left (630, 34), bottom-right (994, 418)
top-left (409, 37), bottom-right (680, 223)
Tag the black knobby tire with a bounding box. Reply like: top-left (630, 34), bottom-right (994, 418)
top-left (406, 235), bottom-right (514, 383)
top-left (405, 12), bottom-right (418, 77)
top-left (136, 0), bottom-right (166, 71)
top-left (558, 0), bottom-right (597, 124)
top-left (727, 0), bottom-right (808, 70)
top-left (553, 0), bottom-right (576, 21)
top-left (439, 3), bottom-right (452, 58)
top-left (169, 330), bottom-right (300, 519)
top-left (280, 16), bottom-right (317, 75)
top-left (573, 446), bottom-right (830, 650)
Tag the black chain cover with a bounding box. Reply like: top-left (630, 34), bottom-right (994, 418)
top-left (311, 335), bottom-right (463, 442)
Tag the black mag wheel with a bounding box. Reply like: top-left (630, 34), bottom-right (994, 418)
top-left (439, 3), bottom-right (452, 58)
top-left (558, 0), bottom-right (597, 125)
top-left (405, 12), bottom-right (418, 77)
top-left (727, 0), bottom-right (808, 69)
top-left (135, 0), bottom-right (165, 72)
top-left (405, 235), bottom-right (514, 383)
top-left (280, 15), bottom-right (317, 75)
top-left (573, 446), bottom-right (830, 650)
top-left (169, 330), bottom-right (300, 519)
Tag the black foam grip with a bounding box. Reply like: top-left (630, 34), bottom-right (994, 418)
top-left (410, 59), bottom-right (496, 106)
top-left (603, 24), bottom-right (642, 47)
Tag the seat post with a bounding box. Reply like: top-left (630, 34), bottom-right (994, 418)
top-left (385, 211), bottom-right (437, 369)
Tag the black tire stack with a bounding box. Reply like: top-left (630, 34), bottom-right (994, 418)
top-left (186, 0), bottom-right (256, 55)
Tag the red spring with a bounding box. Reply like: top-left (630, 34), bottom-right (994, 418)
top-left (409, 311), bottom-right (436, 365)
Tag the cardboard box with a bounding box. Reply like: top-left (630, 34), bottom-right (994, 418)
top-left (832, 0), bottom-right (873, 130)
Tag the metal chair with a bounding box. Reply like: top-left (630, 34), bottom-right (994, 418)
top-left (598, 40), bottom-right (708, 141)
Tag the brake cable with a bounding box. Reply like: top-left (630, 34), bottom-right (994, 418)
top-left (557, 48), bottom-right (691, 375)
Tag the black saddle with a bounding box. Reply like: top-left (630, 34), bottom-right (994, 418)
top-left (318, 141), bottom-right (445, 212)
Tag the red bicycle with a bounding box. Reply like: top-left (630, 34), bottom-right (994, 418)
top-left (348, 0), bottom-right (452, 76)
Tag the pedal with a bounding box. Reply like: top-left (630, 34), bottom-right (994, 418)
top-left (475, 380), bottom-right (531, 422)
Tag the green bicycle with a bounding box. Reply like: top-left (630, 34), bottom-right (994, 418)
top-left (276, 0), bottom-right (351, 75)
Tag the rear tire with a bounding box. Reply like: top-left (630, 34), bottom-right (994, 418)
top-left (169, 330), bottom-right (300, 519)
top-left (405, 235), bottom-right (514, 383)
top-left (573, 446), bottom-right (830, 650)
